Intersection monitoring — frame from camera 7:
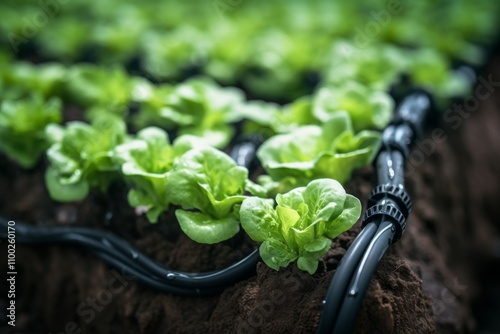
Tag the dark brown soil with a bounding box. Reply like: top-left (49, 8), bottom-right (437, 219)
top-left (1, 59), bottom-right (500, 334)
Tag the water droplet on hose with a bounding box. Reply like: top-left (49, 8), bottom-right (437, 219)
top-left (104, 211), bottom-right (113, 226)
top-left (102, 239), bottom-right (112, 248)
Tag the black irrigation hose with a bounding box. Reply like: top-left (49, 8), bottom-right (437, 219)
top-left (316, 91), bottom-right (432, 334)
top-left (8, 224), bottom-right (219, 296)
top-left (331, 221), bottom-right (394, 334)
top-left (316, 222), bottom-right (378, 329)
top-left (93, 251), bottom-right (222, 296)
top-left (0, 137), bottom-right (263, 295)
top-left (0, 218), bottom-right (261, 292)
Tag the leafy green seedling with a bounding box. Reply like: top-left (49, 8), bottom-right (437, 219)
top-left (0, 95), bottom-right (62, 168)
top-left (313, 81), bottom-right (393, 132)
top-left (408, 48), bottom-right (470, 101)
top-left (135, 76), bottom-right (244, 148)
top-left (45, 115), bottom-right (127, 202)
top-left (240, 178), bottom-right (361, 274)
top-left (131, 80), bottom-right (180, 130)
top-left (115, 127), bottom-right (174, 223)
top-left (0, 62), bottom-right (66, 100)
top-left (257, 112), bottom-right (381, 195)
top-left (166, 146), bottom-right (250, 244)
top-left (325, 42), bottom-right (408, 91)
top-left (240, 97), bottom-right (317, 137)
top-left (274, 96), bottom-right (317, 133)
top-left (65, 64), bottom-right (134, 116)
top-left (114, 128), bottom-right (204, 223)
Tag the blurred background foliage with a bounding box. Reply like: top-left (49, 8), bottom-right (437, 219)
top-left (1, 0), bottom-right (499, 102)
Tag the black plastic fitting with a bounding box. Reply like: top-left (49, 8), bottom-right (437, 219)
top-left (367, 184), bottom-right (412, 218)
top-left (362, 203), bottom-right (406, 244)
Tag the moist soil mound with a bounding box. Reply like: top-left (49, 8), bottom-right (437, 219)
top-left (1, 58), bottom-right (500, 334)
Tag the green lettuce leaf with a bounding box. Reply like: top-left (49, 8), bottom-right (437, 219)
top-left (257, 112), bottom-right (381, 194)
top-left (0, 95), bottom-right (62, 168)
top-left (167, 146), bottom-right (249, 243)
top-left (134, 76), bottom-right (244, 148)
top-left (45, 115), bottom-right (127, 202)
top-left (176, 210), bottom-right (240, 244)
top-left (115, 126), bottom-right (177, 223)
top-left (240, 178), bottom-right (361, 274)
top-left (239, 97), bottom-right (317, 137)
top-left (324, 42), bottom-right (408, 91)
top-left (0, 62), bottom-right (66, 100)
top-left (274, 96), bottom-right (317, 133)
top-left (313, 81), bottom-right (393, 132)
top-left (408, 48), bottom-right (471, 101)
top-left (65, 64), bottom-right (134, 114)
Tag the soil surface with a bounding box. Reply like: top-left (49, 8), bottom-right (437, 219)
top-left (1, 59), bottom-right (500, 334)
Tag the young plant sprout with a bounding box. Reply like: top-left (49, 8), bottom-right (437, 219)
top-left (167, 146), bottom-right (251, 244)
top-left (0, 95), bottom-right (62, 168)
top-left (257, 112), bottom-right (381, 195)
top-left (240, 179), bottom-right (361, 274)
top-left (133, 77), bottom-right (245, 148)
top-left (114, 127), bottom-right (177, 223)
top-left (45, 115), bottom-right (128, 202)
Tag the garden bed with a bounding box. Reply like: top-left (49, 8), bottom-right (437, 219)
top-left (1, 2), bottom-right (500, 333)
top-left (1, 56), bottom-right (500, 334)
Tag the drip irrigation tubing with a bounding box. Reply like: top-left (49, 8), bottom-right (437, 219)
top-left (316, 90), bottom-right (433, 334)
top-left (0, 136), bottom-right (262, 296)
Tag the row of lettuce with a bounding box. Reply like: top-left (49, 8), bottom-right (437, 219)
top-left (0, 61), bottom-right (383, 274)
top-left (1, 0), bottom-right (497, 100)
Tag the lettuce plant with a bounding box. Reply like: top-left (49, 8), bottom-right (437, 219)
top-left (131, 80), bottom-right (179, 129)
top-left (257, 112), bottom-right (381, 195)
top-left (274, 96), bottom-right (317, 133)
top-left (408, 48), bottom-right (470, 100)
top-left (142, 28), bottom-right (209, 80)
top-left (114, 127), bottom-right (175, 223)
top-left (324, 42), bottom-right (408, 91)
top-left (64, 65), bottom-right (134, 115)
top-left (45, 115), bottom-right (127, 202)
top-left (240, 178), bottom-right (361, 274)
top-left (240, 97), bottom-right (316, 138)
top-left (313, 81), bottom-right (393, 132)
top-left (36, 18), bottom-right (89, 60)
top-left (91, 8), bottom-right (146, 65)
top-left (0, 95), bottom-right (62, 168)
top-left (0, 62), bottom-right (66, 100)
top-left (166, 146), bottom-right (250, 244)
top-left (238, 100), bottom-right (281, 138)
top-left (114, 128), bottom-right (204, 223)
top-left (134, 77), bottom-right (244, 148)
